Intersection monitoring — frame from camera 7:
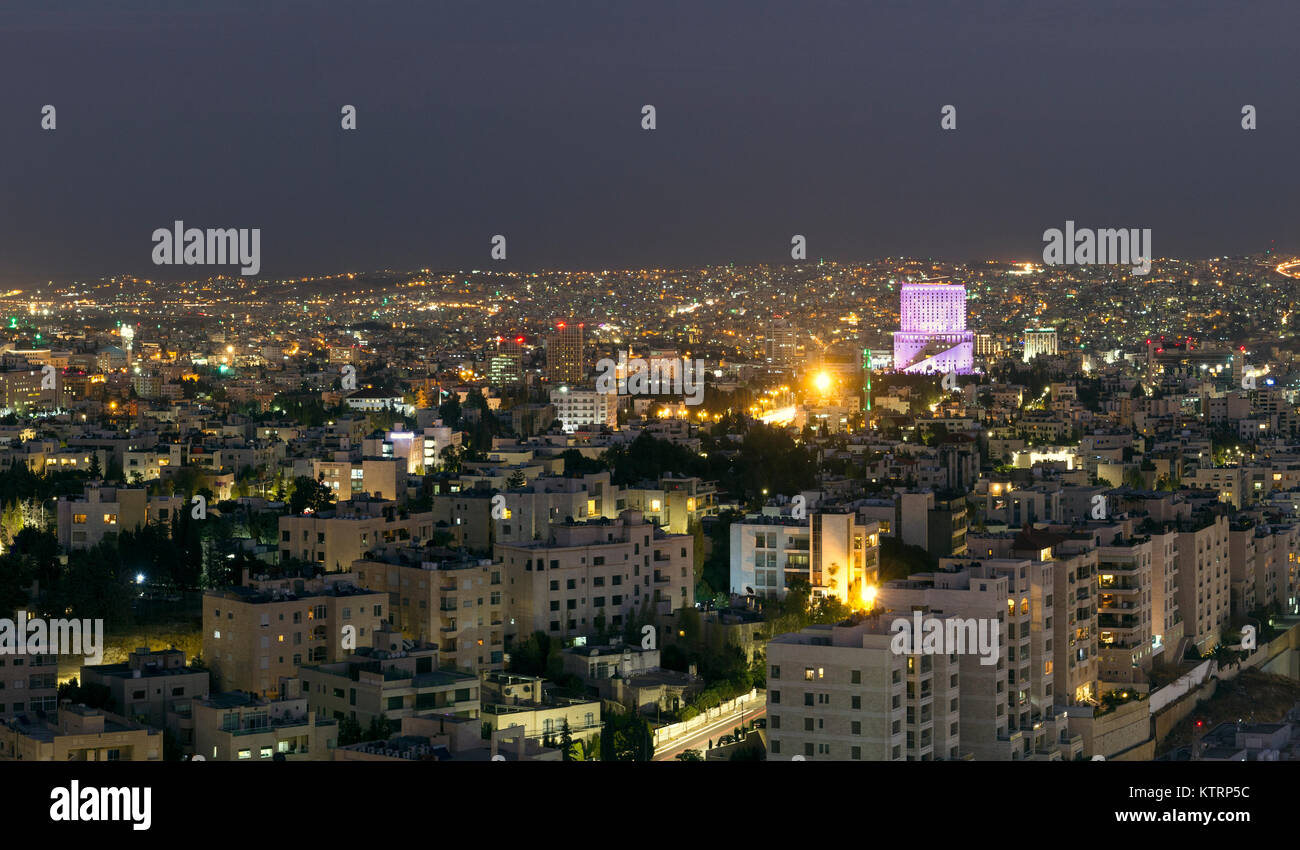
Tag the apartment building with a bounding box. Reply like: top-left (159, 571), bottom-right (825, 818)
top-left (0, 651), bottom-right (58, 718)
top-left (201, 573), bottom-right (386, 697)
top-left (876, 557), bottom-right (1058, 761)
top-left (620, 474), bottom-right (718, 534)
top-left (56, 483), bottom-right (186, 549)
top-left (549, 386), bottom-right (617, 433)
top-left (352, 546), bottom-right (505, 672)
top-left (0, 703), bottom-right (162, 761)
top-left (496, 510), bottom-right (694, 643)
top-left (278, 498), bottom-right (435, 570)
top-left (80, 647), bottom-right (209, 729)
top-left (191, 682), bottom-right (337, 761)
top-left (301, 651), bottom-right (480, 727)
top-left (767, 618), bottom-right (952, 761)
top-left (480, 673), bottom-right (602, 744)
top-left (729, 512), bottom-right (880, 602)
top-left (969, 528), bottom-right (1100, 706)
top-left (1094, 527), bottom-right (1157, 683)
top-left (1228, 522), bottom-right (1259, 617)
top-left (866, 491), bottom-right (967, 557)
top-left (1177, 512), bottom-right (1231, 656)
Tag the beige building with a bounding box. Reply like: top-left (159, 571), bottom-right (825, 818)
top-left (301, 643), bottom-right (480, 727)
top-left (766, 618), bottom-right (949, 761)
top-left (0, 651), bottom-right (57, 718)
top-left (80, 647), bottom-right (209, 729)
top-left (1177, 513), bottom-right (1231, 656)
top-left (480, 674), bottom-right (601, 744)
top-left (202, 573), bottom-right (387, 697)
top-left (352, 546), bottom-right (505, 672)
top-left (56, 483), bottom-right (186, 549)
top-left (620, 474), bottom-right (718, 534)
top-left (191, 682), bottom-right (337, 761)
top-left (0, 703), bottom-right (162, 761)
top-left (497, 510), bottom-right (694, 642)
top-left (278, 498), bottom-right (435, 571)
top-left (729, 512), bottom-right (880, 603)
top-left (877, 556), bottom-right (1060, 761)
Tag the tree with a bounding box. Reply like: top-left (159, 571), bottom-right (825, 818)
top-left (289, 476), bottom-right (335, 515)
top-left (338, 716), bottom-right (363, 746)
top-left (559, 718), bottom-right (574, 762)
top-left (600, 708), bottom-right (655, 761)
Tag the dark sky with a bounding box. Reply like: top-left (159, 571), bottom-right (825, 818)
top-left (0, 0), bottom-right (1297, 284)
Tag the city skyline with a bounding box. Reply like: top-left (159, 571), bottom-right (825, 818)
top-left (1, 0), bottom-right (1299, 284)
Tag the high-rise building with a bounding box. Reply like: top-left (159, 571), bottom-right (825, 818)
top-left (489, 336), bottom-right (524, 385)
top-left (892, 282), bottom-right (974, 374)
top-left (544, 322), bottom-right (585, 384)
top-left (765, 319), bottom-right (800, 370)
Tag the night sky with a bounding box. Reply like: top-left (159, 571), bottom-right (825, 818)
top-left (0, 0), bottom-right (1297, 284)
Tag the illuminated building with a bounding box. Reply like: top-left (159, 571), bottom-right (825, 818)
top-left (892, 282), bottom-right (974, 374)
top-left (1022, 327), bottom-right (1058, 363)
top-left (730, 512), bottom-right (879, 602)
top-left (544, 322), bottom-right (585, 384)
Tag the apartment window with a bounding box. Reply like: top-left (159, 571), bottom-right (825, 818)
top-left (771, 665), bottom-right (780, 679)
top-left (771, 690), bottom-right (780, 704)
top-left (550, 581), bottom-right (560, 592)
top-left (804, 667), bottom-right (815, 681)
top-left (851, 670), bottom-right (861, 684)
top-left (851, 721), bottom-right (861, 735)
top-left (804, 692), bottom-right (813, 706)
top-left (238, 749), bottom-right (252, 760)
top-left (566, 579), bottom-right (576, 590)
top-left (851, 746), bottom-right (861, 760)
top-left (851, 695), bottom-right (861, 710)
top-left (804, 718), bottom-right (814, 732)
top-left (770, 716), bottom-right (780, 729)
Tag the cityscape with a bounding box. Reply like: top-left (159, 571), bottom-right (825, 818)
top-left (0, 257), bottom-right (1297, 767)
top-left (3, 0), bottom-right (1296, 832)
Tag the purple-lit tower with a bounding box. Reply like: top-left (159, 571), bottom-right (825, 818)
top-left (892, 282), bottom-right (974, 374)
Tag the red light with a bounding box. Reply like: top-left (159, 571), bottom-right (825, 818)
top-left (557, 322), bottom-right (565, 329)
top-left (1196, 720), bottom-right (1203, 728)
top-left (1240, 346), bottom-right (1247, 352)
top-left (515, 336), bottom-right (525, 345)
top-left (1156, 348), bottom-right (1164, 353)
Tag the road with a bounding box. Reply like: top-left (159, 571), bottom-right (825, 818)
top-left (653, 702), bottom-right (767, 761)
